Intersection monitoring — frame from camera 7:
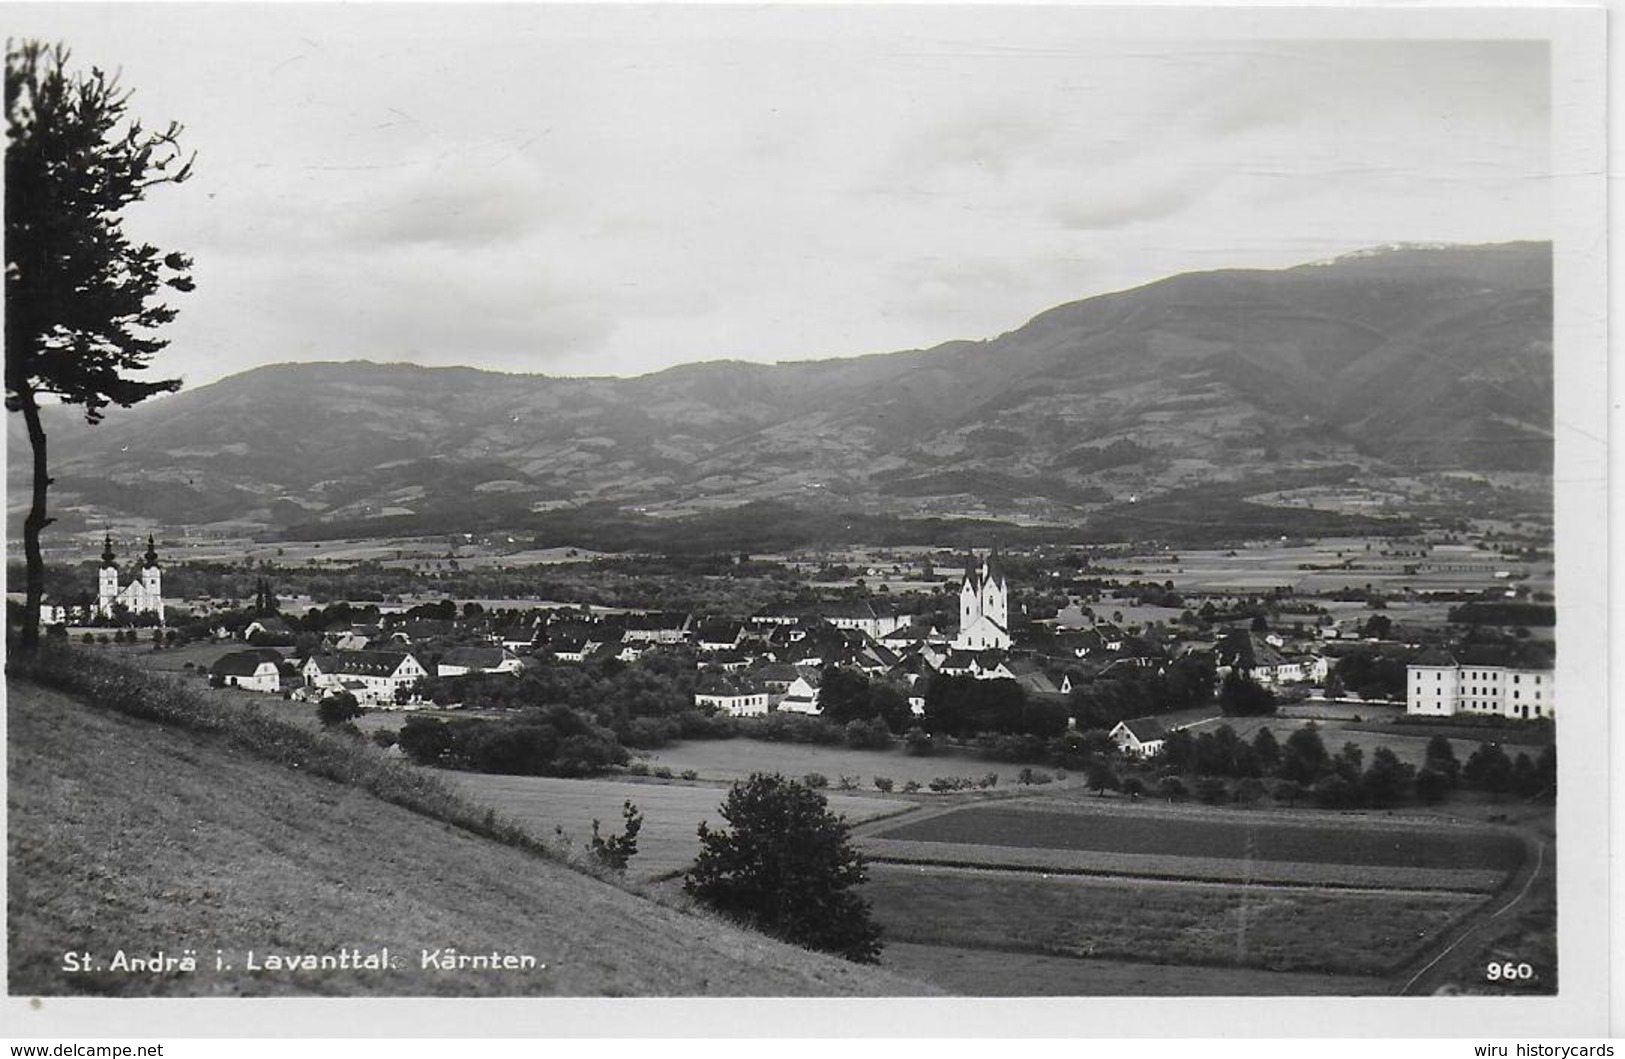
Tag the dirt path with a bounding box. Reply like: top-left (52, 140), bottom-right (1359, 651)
top-left (1392, 824), bottom-right (1553, 995)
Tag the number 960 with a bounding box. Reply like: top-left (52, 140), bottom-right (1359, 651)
top-left (1486, 961), bottom-right (1534, 981)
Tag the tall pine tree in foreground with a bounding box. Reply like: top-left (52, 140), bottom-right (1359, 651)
top-left (6, 40), bottom-right (194, 650)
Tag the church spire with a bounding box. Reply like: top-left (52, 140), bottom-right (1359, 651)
top-left (101, 533), bottom-right (118, 568)
top-left (142, 534), bottom-right (159, 569)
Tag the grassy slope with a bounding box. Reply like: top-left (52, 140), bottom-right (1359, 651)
top-left (7, 679), bottom-right (931, 997)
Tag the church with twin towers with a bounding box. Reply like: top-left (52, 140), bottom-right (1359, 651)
top-left (953, 546), bottom-right (1010, 652)
top-left (98, 533), bottom-right (165, 622)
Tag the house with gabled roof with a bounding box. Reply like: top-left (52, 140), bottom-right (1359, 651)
top-left (1109, 717), bottom-right (1168, 758)
top-left (777, 666), bottom-right (823, 715)
top-left (437, 646), bottom-right (525, 678)
top-left (304, 649), bottom-right (427, 708)
top-left (695, 671), bottom-right (772, 717)
top-left (211, 649), bottom-right (284, 693)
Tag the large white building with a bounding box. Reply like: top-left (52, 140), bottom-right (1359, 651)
top-left (953, 547), bottom-right (1010, 651)
top-left (1406, 647), bottom-right (1555, 721)
top-left (98, 534), bottom-right (164, 622)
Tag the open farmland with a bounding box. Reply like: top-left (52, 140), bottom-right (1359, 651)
top-left (439, 772), bottom-right (913, 880)
top-left (872, 799), bottom-right (1525, 874)
top-left (879, 940), bottom-right (1390, 996)
top-left (641, 738), bottom-right (1062, 791)
top-left (864, 865), bottom-right (1482, 978)
top-left (1105, 538), bottom-right (1553, 596)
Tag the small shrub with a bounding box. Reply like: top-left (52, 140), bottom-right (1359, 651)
top-left (680, 769), bottom-right (699, 781)
top-left (370, 730), bottom-right (398, 750)
top-left (589, 800), bottom-right (643, 872)
top-left (802, 772), bottom-right (829, 789)
top-left (1196, 777), bottom-right (1229, 805)
top-left (873, 776), bottom-right (894, 793)
top-left (901, 780), bottom-right (922, 793)
top-left (903, 726), bottom-right (934, 756)
top-left (1160, 776), bottom-right (1188, 801)
top-left (1018, 767), bottom-right (1053, 786)
top-left (837, 774), bottom-right (859, 791)
top-left (978, 772), bottom-right (998, 789)
top-left (627, 760), bottom-right (651, 777)
top-left (652, 765), bottom-right (674, 780)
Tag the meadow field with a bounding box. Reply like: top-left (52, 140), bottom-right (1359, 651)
top-left (641, 738), bottom-right (1066, 791)
top-left (863, 864), bottom-right (1481, 977)
top-left (439, 771), bottom-right (914, 880)
top-left (849, 792), bottom-right (1534, 992)
top-left (871, 799), bottom-right (1525, 874)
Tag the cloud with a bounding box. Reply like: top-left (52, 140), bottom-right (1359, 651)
top-left (1049, 174), bottom-right (1218, 232)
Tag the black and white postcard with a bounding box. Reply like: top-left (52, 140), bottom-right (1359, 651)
top-left (2, 1), bottom-right (1609, 1040)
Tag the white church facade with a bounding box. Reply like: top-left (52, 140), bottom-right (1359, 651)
top-left (953, 547), bottom-right (1010, 651)
top-left (98, 534), bottom-right (165, 622)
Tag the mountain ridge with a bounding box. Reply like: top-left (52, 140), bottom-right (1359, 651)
top-left (14, 240), bottom-right (1552, 537)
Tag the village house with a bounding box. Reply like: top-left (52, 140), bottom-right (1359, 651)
top-left (436, 646), bottom-right (525, 678)
top-left (621, 612), bottom-right (692, 644)
top-left (817, 600), bottom-right (910, 640)
top-left (303, 649), bottom-right (427, 708)
top-left (211, 649), bottom-right (284, 693)
top-left (1109, 717), bottom-right (1169, 758)
top-left (694, 673), bottom-right (772, 717)
top-left (776, 667), bottom-right (823, 714)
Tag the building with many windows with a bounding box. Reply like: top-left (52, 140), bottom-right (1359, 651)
top-left (1406, 646), bottom-right (1555, 720)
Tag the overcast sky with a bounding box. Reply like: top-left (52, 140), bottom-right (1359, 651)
top-left (12, 5), bottom-right (1552, 388)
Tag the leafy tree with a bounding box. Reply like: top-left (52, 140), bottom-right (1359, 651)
top-left (316, 691), bottom-right (363, 728)
top-left (1218, 669), bottom-right (1277, 716)
top-left (1414, 767), bottom-right (1452, 805)
top-left (1252, 727), bottom-right (1282, 772)
top-left (6, 41), bottom-right (195, 650)
top-left (1361, 746), bottom-right (1414, 808)
top-left (1463, 742), bottom-right (1514, 794)
top-left (1424, 735), bottom-right (1462, 786)
top-left (817, 666), bottom-right (874, 725)
top-left (1278, 724), bottom-right (1331, 784)
top-left (1085, 760), bottom-right (1118, 796)
top-left (684, 773), bottom-right (882, 963)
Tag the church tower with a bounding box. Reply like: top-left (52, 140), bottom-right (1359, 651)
top-left (954, 545), bottom-right (1011, 651)
top-left (98, 533), bottom-right (120, 618)
top-left (140, 535), bottom-right (164, 622)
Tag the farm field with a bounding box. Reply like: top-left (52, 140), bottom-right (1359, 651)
top-left (857, 837), bottom-right (1504, 893)
top-left (440, 772), bottom-right (913, 880)
top-left (879, 940), bottom-right (1390, 996)
top-left (863, 864), bottom-right (1481, 977)
top-left (872, 800), bottom-right (1526, 873)
top-left (641, 737), bottom-right (1064, 791)
top-left (1109, 537), bottom-right (1551, 592)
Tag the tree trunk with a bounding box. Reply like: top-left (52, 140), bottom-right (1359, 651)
top-left (17, 385), bottom-right (54, 652)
